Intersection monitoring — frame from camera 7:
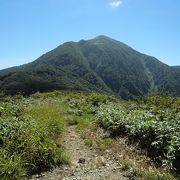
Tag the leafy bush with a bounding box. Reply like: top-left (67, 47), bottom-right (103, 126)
top-left (0, 98), bottom-right (68, 179)
top-left (96, 95), bottom-right (180, 172)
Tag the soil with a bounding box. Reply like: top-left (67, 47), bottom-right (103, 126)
top-left (30, 126), bottom-right (127, 180)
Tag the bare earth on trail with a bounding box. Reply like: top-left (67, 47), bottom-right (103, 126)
top-left (31, 126), bottom-right (127, 180)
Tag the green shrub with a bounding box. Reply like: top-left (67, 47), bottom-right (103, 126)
top-left (0, 115), bottom-right (67, 178)
top-left (96, 95), bottom-right (180, 172)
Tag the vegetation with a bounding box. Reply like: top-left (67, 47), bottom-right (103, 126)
top-left (0, 90), bottom-right (179, 179)
top-left (0, 36), bottom-right (180, 98)
top-left (0, 95), bottom-right (69, 180)
top-left (96, 94), bottom-right (180, 173)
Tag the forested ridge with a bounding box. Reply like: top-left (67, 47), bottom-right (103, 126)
top-left (0, 35), bottom-right (180, 99)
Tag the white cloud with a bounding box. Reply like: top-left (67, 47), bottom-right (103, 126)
top-left (109, 0), bottom-right (122, 8)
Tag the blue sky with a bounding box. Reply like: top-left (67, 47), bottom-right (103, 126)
top-left (0, 0), bottom-right (180, 70)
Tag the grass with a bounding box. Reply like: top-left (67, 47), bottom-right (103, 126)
top-left (26, 102), bottom-right (66, 140)
top-left (119, 159), bottom-right (131, 171)
top-left (0, 91), bottom-right (179, 179)
top-left (78, 124), bottom-right (176, 179)
top-left (0, 94), bottom-right (69, 180)
top-left (0, 150), bottom-right (26, 180)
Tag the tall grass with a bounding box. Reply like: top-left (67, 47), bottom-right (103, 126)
top-left (0, 96), bottom-right (69, 180)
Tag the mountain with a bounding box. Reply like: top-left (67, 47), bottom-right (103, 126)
top-left (172, 66), bottom-right (180, 70)
top-left (0, 35), bottom-right (180, 99)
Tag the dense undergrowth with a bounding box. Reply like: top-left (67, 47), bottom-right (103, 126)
top-left (0, 91), bottom-right (179, 179)
top-left (96, 94), bottom-right (180, 174)
top-left (0, 94), bottom-right (69, 180)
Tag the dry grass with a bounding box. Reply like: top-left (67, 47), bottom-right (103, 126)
top-left (77, 124), bottom-right (175, 179)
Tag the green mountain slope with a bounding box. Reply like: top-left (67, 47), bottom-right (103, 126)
top-left (0, 35), bottom-right (180, 98)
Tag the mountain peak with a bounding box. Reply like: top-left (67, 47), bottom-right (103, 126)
top-left (94, 35), bottom-right (117, 42)
top-left (95, 35), bottom-right (111, 39)
top-left (0, 36), bottom-right (180, 98)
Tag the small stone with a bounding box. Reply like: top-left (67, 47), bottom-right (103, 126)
top-left (74, 168), bottom-right (79, 172)
top-left (130, 177), bottom-right (136, 180)
top-left (68, 120), bottom-right (78, 126)
top-left (71, 173), bottom-right (75, 176)
top-left (78, 158), bottom-right (86, 164)
top-left (36, 174), bottom-right (41, 178)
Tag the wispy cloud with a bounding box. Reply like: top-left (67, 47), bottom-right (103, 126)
top-left (109, 0), bottom-right (122, 8)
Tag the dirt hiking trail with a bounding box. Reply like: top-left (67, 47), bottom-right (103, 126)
top-left (31, 126), bottom-right (127, 180)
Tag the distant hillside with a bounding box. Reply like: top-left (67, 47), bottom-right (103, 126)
top-left (172, 66), bottom-right (180, 70)
top-left (0, 35), bottom-right (180, 99)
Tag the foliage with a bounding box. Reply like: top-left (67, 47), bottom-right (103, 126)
top-left (0, 90), bottom-right (179, 179)
top-left (96, 95), bottom-right (180, 173)
top-left (0, 96), bottom-right (68, 179)
top-left (0, 36), bottom-right (180, 98)
top-left (0, 150), bottom-right (26, 180)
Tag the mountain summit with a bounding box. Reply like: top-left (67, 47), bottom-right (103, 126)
top-left (0, 36), bottom-right (180, 99)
